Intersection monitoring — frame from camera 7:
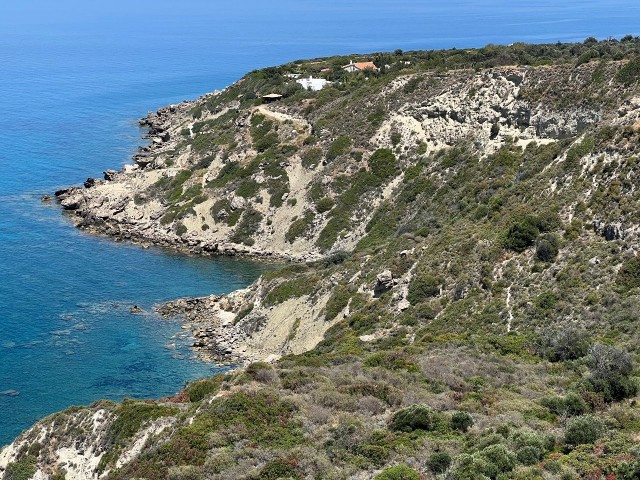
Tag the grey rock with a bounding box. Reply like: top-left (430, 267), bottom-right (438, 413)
top-left (374, 269), bottom-right (394, 297)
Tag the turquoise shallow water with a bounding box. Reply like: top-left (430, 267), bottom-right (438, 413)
top-left (1, 0), bottom-right (639, 446)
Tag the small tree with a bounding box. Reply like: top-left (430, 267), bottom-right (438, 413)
top-left (586, 343), bottom-right (637, 401)
top-left (536, 327), bottom-right (590, 362)
top-left (535, 233), bottom-right (560, 262)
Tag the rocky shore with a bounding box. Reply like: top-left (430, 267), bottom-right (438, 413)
top-left (54, 101), bottom-right (317, 263)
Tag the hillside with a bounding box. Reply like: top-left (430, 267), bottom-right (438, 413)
top-left (4, 37), bottom-right (640, 479)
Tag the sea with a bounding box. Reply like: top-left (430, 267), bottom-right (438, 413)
top-left (0, 0), bottom-right (638, 446)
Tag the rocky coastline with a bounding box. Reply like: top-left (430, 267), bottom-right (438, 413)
top-left (53, 103), bottom-right (315, 263)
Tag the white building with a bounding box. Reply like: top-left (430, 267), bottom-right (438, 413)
top-left (296, 76), bottom-right (330, 91)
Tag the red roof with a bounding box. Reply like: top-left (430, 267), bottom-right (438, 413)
top-left (344, 61), bottom-right (379, 71)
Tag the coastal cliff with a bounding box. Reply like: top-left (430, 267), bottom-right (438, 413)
top-left (5, 39), bottom-right (640, 479)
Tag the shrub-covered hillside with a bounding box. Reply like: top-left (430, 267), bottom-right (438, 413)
top-left (4, 37), bottom-right (640, 479)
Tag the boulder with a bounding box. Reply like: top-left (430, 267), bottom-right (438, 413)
top-left (83, 177), bottom-right (96, 188)
top-left (374, 269), bottom-right (394, 297)
top-left (103, 169), bottom-right (118, 181)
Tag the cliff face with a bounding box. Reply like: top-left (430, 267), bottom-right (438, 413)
top-left (55, 63), bottom-right (624, 262)
top-left (6, 41), bottom-right (640, 479)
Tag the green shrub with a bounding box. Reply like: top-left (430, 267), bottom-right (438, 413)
top-left (536, 328), bottom-right (589, 362)
top-left (478, 444), bottom-right (517, 478)
top-left (185, 376), bottom-right (223, 402)
top-left (210, 199), bottom-right (242, 226)
top-left (540, 392), bottom-right (587, 417)
top-left (285, 210), bottom-right (314, 243)
top-left (368, 148), bottom-right (398, 180)
top-left (236, 178), bottom-right (261, 198)
top-left (616, 56), bottom-right (640, 84)
top-left (504, 219), bottom-right (540, 252)
top-left (229, 208), bottom-right (263, 246)
top-left (535, 234), bottom-right (560, 262)
top-left (564, 136), bottom-right (594, 168)
top-left (107, 402), bottom-right (178, 447)
top-left (374, 464), bottom-right (421, 480)
top-left (264, 279), bottom-right (315, 306)
top-left (301, 147), bottom-right (322, 168)
top-left (617, 458), bottom-right (640, 480)
top-left (364, 351), bottom-right (418, 372)
top-left (427, 452), bottom-right (452, 473)
top-left (3, 456), bottom-right (37, 480)
top-left (586, 342), bottom-right (637, 402)
top-left (325, 286), bottom-right (352, 321)
top-left (315, 196), bottom-right (335, 213)
top-left (175, 222), bottom-right (187, 236)
top-left (490, 122), bottom-right (500, 139)
top-left (257, 458), bottom-right (302, 480)
top-left (407, 274), bottom-right (440, 304)
top-left (451, 411), bottom-right (474, 432)
top-left (516, 446), bottom-right (543, 465)
top-left (563, 414), bottom-right (605, 446)
top-left (389, 404), bottom-right (440, 432)
top-left (617, 257), bottom-right (640, 290)
top-left (326, 136), bottom-right (351, 161)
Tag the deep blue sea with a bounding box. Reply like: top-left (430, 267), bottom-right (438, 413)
top-left (1, 0), bottom-right (638, 446)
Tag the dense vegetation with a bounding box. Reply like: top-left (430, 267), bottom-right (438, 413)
top-left (6, 36), bottom-right (640, 480)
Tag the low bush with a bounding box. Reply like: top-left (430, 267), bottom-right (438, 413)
top-left (407, 274), bottom-right (441, 304)
top-left (229, 208), bottom-right (263, 246)
top-left (326, 136), bottom-right (351, 161)
top-left (315, 196), bottom-right (335, 213)
top-left (301, 147), bottom-right (322, 168)
top-left (540, 392), bottom-right (587, 417)
top-left (185, 376), bottom-right (223, 402)
top-left (325, 285), bottom-right (352, 320)
top-left (285, 210), bottom-right (314, 243)
top-left (536, 328), bottom-right (590, 362)
top-left (264, 279), bottom-right (315, 306)
top-left (563, 414), bottom-right (605, 446)
top-left (374, 464), bottom-right (421, 480)
top-left (257, 458), bottom-right (302, 480)
top-left (451, 411), bottom-right (474, 432)
top-left (428, 452), bottom-right (452, 473)
top-left (616, 56), bottom-right (640, 84)
top-left (368, 148), bottom-right (398, 180)
top-left (2, 455), bottom-right (37, 480)
top-left (389, 404), bottom-right (440, 432)
top-left (535, 234), bottom-right (560, 262)
top-left (617, 256), bottom-right (640, 290)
